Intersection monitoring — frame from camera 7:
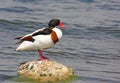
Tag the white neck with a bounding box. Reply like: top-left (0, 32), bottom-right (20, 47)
top-left (52, 27), bottom-right (63, 40)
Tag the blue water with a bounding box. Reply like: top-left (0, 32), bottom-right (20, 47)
top-left (0, 0), bottom-right (120, 83)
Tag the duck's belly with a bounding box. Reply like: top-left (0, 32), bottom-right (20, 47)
top-left (16, 35), bottom-right (54, 51)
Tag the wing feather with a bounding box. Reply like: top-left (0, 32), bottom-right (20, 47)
top-left (14, 27), bottom-right (52, 44)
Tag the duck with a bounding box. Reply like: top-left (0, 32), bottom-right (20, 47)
top-left (15, 19), bottom-right (65, 60)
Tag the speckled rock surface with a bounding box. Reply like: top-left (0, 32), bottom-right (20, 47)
top-left (17, 60), bottom-right (74, 82)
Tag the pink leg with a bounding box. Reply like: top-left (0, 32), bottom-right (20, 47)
top-left (38, 50), bottom-right (49, 60)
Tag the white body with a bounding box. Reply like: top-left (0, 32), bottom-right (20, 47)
top-left (16, 27), bottom-right (62, 51)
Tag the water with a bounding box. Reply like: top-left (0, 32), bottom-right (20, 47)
top-left (0, 0), bottom-right (120, 83)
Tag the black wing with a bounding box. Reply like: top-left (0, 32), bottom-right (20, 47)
top-left (32, 28), bottom-right (52, 36)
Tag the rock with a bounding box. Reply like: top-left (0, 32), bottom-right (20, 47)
top-left (17, 60), bottom-right (74, 82)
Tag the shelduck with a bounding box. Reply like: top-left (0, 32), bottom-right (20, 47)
top-left (15, 19), bottom-right (65, 60)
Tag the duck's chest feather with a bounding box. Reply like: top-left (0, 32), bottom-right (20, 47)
top-left (51, 28), bottom-right (63, 44)
top-left (51, 30), bottom-right (59, 44)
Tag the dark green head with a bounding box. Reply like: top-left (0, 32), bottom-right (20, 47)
top-left (48, 19), bottom-right (65, 28)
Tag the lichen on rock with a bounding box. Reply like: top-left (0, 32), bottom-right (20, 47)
top-left (17, 60), bottom-right (74, 82)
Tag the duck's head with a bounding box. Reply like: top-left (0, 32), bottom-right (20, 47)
top-left (48, 19), bottom-right (65, 28)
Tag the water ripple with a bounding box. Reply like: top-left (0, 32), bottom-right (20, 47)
top-left (0, 0), bottom-right (120, 83)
